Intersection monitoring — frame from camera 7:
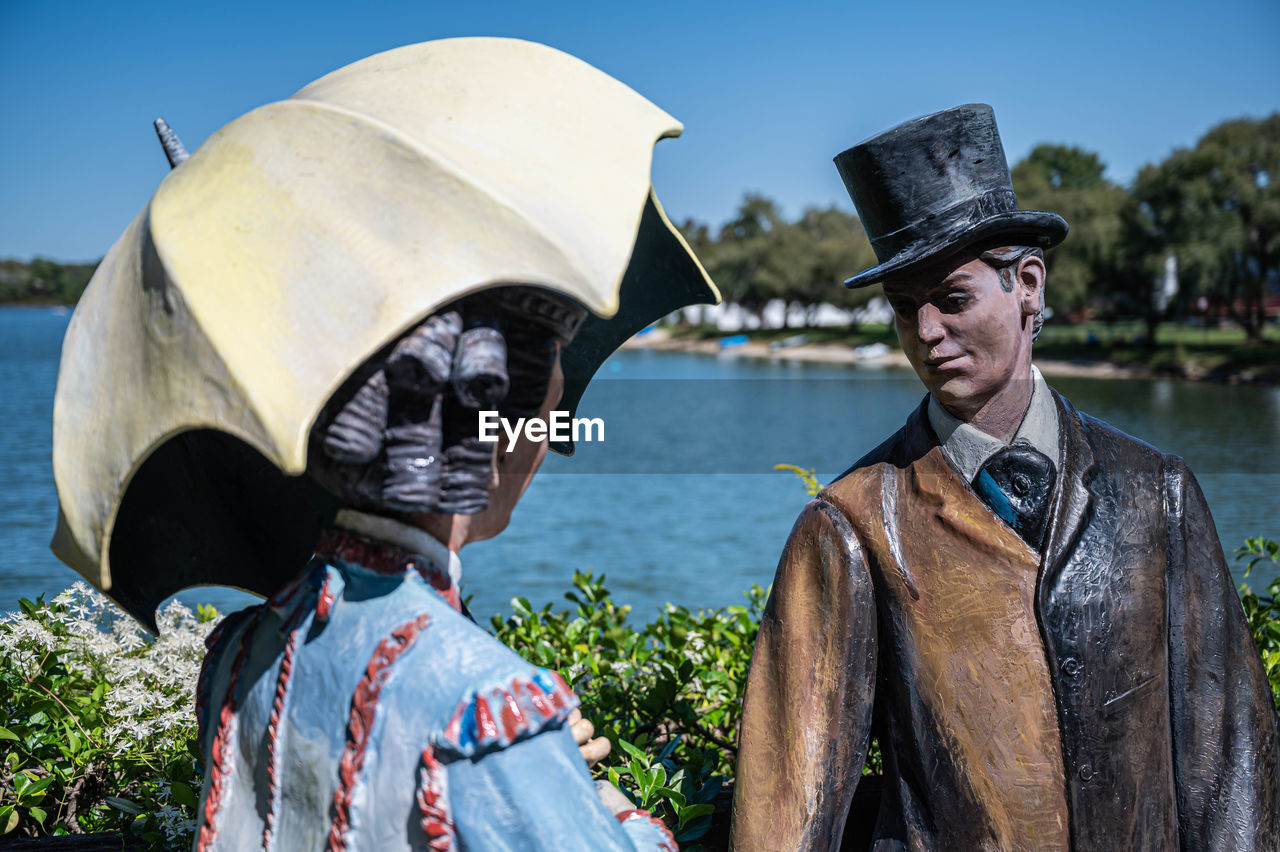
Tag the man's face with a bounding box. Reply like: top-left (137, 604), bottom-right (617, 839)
top-left (882, 250), bottom-right (1037, 417)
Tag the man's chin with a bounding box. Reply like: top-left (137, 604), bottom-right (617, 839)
top-left (924, 376), bottom-right (979, 410)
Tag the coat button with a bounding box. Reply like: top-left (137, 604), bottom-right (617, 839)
top-left (1062, 657), bottom-right (1082, 676)
top-left (1078, 763), bottom-right (1094, 781)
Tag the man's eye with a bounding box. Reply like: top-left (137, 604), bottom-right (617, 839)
top-left (890, 302), bottom-right (915, 317)
top-left (940, 293), bottom-right (971, 312)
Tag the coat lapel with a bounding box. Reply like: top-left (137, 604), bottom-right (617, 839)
top-left (897, 396), bottom-right (939, 465)
top-left (1038, 390), bottom-right (1097, 603)
top-left (896, 389), bottom-right (1097, 599)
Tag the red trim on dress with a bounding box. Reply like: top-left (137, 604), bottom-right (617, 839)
top-left (440, 668), bottom-right (579, 756)
top-left (615, 809), bottom-right (679, 852)
top-left (316, 573), bottom-right (338, 621)
top-left (415, 745), bottom-right (456, 850)
top-left (499, 681), bottom-right (527, 742)
top-left (315, 529), bottom-right (461, 611)
top-left (194, 615), bottom-right (234, 748)
top-left (327, 612), bottom-right (432, 852)
top-left (261, 609), bottom-right (304, 850)
top-left (197, 610), bottom-right (262, 852)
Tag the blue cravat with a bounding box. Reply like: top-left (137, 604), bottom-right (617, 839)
top-left (972, 442), bottom-right (1056, 549)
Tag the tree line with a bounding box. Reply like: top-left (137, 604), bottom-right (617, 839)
top-left (680, 113), bottom-right (1280, 342)
top-left (0, 258), bottom-right (97, 305)
top-left (4, 113), bottom-right (1276, 342)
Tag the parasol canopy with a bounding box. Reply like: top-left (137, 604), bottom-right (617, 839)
top-left (50, 37), bottom-right (718, 628)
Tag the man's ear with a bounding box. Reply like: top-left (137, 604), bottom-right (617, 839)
top-left (1015, 254), bottom-right (1046, 318)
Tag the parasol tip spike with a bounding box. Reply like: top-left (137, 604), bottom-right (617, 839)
top-left (153, 117), bottom-right (190, 168)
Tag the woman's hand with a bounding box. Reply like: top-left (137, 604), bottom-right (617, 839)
top-left (569, 707), bottom-right (611, 767)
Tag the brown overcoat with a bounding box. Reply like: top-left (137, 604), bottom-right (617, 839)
top-left (732, 391), bottom-right (1280, 851)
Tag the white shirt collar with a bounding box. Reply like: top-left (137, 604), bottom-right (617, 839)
top-left (332, 508), bottom-right (463, 588)
top-left (927, 364), bottom-right (1060, 483)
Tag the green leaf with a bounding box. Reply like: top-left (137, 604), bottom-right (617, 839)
top-left (649, 764), bottom-right (667, 790)
top-left (170, 780), bottom-right (199, 810)
top-left (653, 785), bottom-right (686, 808)
top-left (24, 774), bottom-right (55, 796)
top-left (0, 726), bottom-right (18, 742)
top-left (105, 796), bottom-right (143, 815)
top-left (694, 776), bottom-right (724, 803)
top-left (617, 739), bottom-right (647, 762)
top-left (1, 807), bottom-right (17, 835)
top-left (28, 806), bottom-right (46, 825)
top-left (677, 803), bottom-right (716, 824)
top-left (674, 814), bottom-right (713, 842)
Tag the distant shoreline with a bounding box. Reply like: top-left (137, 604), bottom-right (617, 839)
top-left (11, 303), bottom-right (1276, 385)
top-left (623, 328), bottom-right (1279, 384)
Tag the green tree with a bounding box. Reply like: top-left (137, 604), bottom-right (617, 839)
top-left (789, 206), bottom-right (878, 324)
top-left (680, 196), bottom-right (879, 328)
top-left (0, 258), bottom-right (97, 305)
top-left (1011, 145), bottom-right (1126, 318)
top-left (706, 194), bottom-right (790, 319)
top-left (1130, 114), bottom-right (1280, 343)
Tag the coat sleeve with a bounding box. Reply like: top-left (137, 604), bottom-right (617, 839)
top-left (440, 723), bottom-right (676, 851)
top-left (730, 498), bottom-right (877, 852)
top-left (1165, 455), bottom-right (1280, 849)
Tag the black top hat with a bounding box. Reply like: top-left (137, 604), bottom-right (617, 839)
top-left (834, 104), bottom-right (1068, 288)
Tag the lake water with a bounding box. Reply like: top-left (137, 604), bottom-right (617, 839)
top-left (4, 306), bottom-right (1279, 624)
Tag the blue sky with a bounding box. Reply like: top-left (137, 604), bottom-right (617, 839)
top-left (1, 0), bottom-right (1277, 261)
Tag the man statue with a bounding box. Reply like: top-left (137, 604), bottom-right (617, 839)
top-left (731, 104), bottom-right (1280, 851)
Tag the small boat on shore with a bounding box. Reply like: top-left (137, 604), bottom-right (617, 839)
top-left (854, 342), bottom-right (891, 360)
top-left (769, 334), bottom-right (809, 351)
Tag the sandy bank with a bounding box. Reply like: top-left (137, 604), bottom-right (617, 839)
top-left (622, 329), bottom-right (1152, 380)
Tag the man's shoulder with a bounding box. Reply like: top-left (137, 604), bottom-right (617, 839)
top-left (1056, 391), bottom-right (1172, 473)
top-left (827, 396), bottom-right (931, 486)
top-left (818, 426), bottom-right (906, 510)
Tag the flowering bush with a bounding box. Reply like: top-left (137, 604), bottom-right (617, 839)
top-left (0, 583), bottom-right (215, 846)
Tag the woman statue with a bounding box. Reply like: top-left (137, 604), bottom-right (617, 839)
top-left (48, 38), bottom-right (717, 851)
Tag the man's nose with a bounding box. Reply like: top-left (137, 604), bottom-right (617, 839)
top-left (916, 303), bottom-right (946, 345)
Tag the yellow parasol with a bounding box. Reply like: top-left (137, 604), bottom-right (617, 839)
top-left (50, 37), bottom-right (718, 628)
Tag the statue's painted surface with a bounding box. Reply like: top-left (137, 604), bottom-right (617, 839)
top-left (732, 105), bottom-right (1280, 851)
top-left (49, 38), bottom-right (718, 851)
top-left (194, 523), bottom-right (674, 851)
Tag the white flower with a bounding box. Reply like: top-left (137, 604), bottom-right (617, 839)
top-left (4, 583), bottom-right (223, 760)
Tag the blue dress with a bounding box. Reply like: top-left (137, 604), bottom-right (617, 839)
top-left (193, 528), bottom-right (675, 851)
